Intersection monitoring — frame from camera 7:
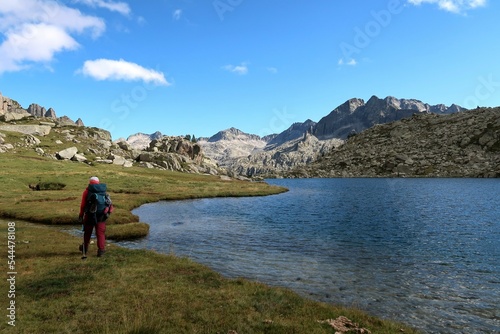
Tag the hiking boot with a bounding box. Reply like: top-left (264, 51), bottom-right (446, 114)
top-left (97, 249), bottom-right (106, 257)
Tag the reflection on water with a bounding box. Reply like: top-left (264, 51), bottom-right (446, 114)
top-left (119, 178), bottom-right (500, 334)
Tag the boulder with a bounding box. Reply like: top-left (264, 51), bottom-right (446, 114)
top-left (72, 154), bottom-right (87, 162)
top-left (56, 147), bottom-right (78, 160)
top-left (112, 155), bottom-right (127, 166)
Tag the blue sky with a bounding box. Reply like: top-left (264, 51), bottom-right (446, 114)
top-left (1, 0), bottom-right (499, 140)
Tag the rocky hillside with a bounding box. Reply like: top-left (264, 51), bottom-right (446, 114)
top-left (1, 92), bottom-right (83, 125)
top-left (0, 93), bottom-right (226, 176)
top-left (291, 107), bottom-right (500, 178)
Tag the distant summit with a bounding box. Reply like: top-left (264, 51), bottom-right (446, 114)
top-left (206, 127), bottom-right (262, 142)
top-left (197, 128), bottom-right (267, 163)
top-left (314, 95), bottom-right (465, 140)
top-left (125, 131), bottom-right (163, 150)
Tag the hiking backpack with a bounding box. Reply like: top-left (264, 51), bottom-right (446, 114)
top-left (86, 183), bottom-right (113, 224)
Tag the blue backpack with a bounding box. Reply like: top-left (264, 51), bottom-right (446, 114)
top-left (86, 183), bottom-right (112, 224)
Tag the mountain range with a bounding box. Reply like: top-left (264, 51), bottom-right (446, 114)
top-left (126, 95), bottom-right (466, 177)
top-left (3, 91), bottom-right (482, 178)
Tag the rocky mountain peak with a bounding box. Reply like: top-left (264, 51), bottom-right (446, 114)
top-left (345, 98), bottom-right (365, 113)
top-left (208, 127), bottom-right (261, 142)
top-left (264, 119), bottom-right (316, 150)
top-left (314, 95), bottom-right (465, 140)
top-left (126, 131), bottom-right (164, 150)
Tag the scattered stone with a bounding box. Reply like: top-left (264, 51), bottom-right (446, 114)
top-left (318, 316), bottom-right (371, 334)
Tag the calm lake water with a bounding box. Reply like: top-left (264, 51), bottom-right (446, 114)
top-left (119, 178), bottom-right (500, 334)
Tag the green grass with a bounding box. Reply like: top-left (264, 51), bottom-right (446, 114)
top-left (0, 221), bottom-right (419, 333)
top-left (0, 152), bottom-right (420, 333)
top-left (0, 151), bottom-right (287, 239)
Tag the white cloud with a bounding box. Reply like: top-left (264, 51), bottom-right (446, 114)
top-left (73, 0), bottom-right (131, 16)
top-left (223, 63), bottom-right (249, 75)
top-left (80, 58), bottom-right (170, 85)
top-left (0, 0), bottom-right (105, 74)
top-left (0, 24), bottom-right (80, 72)
top-left (338, 58), bottom-right (357, 66)
top-left (173, 9), bottom-right (182, 20)
top-left (407, 0), bottom-right (487, 13)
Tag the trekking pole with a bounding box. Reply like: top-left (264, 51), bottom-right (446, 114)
top-left (81, 239), bottom-right (87, 260)
top-left (80, 216), bottom-right (87, 260)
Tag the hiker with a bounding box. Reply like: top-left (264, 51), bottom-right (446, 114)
top-left (78, 176), bottom-right (111, 257)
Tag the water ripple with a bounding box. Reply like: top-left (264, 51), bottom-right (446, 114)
top-left (121, 178), bottom-right (500, 334)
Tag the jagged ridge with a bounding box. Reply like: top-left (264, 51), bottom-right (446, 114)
top-left (292, 107), bottom-right (500, 178)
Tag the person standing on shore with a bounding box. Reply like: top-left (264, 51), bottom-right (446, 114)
top-left (78, 176), bottom-right (109, 257)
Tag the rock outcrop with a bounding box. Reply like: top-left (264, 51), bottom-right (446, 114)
top-left (292, 107), bottom-right (500, 178)
top-left (135, 136), bottom-right (221, 175)
top-left (0, 94), bottom-right (31, 121)
top-left (27, 104), bottom-right (48, 118)
top-left (0, 124), bottom-right (51, 136)
top-left (0, 93), bottom-right (225, 176)
top-left (0, 93), bottom-right (80, 125)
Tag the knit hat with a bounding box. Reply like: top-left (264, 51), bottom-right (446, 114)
top-left (89, 176), bottom-right (100, 184)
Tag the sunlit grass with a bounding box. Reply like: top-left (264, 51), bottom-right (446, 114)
top-left (0, 152), bottom-right (286, 238)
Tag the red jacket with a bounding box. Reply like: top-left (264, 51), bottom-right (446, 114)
top-left (79, 188), bottom-right (89, 218)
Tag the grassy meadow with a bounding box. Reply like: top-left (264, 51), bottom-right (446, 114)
top-left (0, 150), bottom-right (419, 333)
top-left (0, 150), bottom-right (286, 239)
